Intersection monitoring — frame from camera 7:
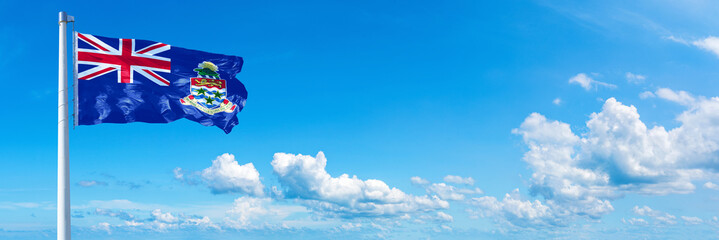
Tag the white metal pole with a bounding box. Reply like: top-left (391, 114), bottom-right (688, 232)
top-left (58, 11), bottom-right (71, 240)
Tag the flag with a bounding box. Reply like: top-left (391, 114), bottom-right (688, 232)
top-left (74, 32), bottom-right (247, 133)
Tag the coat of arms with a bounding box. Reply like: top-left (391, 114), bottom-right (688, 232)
top-left (180, 61), bottom-right (237, 114)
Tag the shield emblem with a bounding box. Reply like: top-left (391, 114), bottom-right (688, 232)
top-left (192, 77), bottom-right (226, 108)
top-left (181, 77), bottom-right (236, 114)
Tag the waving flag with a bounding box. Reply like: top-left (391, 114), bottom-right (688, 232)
top-left (74, 32), bottom-right (247, 133)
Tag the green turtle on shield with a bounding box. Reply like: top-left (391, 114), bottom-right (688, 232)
top-left (194, 61), bottom-right (220, 78)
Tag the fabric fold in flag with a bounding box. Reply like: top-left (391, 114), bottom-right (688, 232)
top-left (74, 32), bottom-right (247, 133)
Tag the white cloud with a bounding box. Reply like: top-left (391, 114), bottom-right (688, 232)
top-left (419, 211), bottom-right (454, 223)
top-left (639, 91), bottom-right (655, 99)
top-left (144, 210), bottom-right (220, 231)
top-left (440, 225), bottom-right (452, 231)
top-left (339, 222), bottom-right (362, 231)
top-left (443, 175), bottom-right (475, 185)
top-left (626, 72), bottom-right (646, 84)
top-left (655, 88), bottom-right (696, 106)
top-left (669, 36), bottom-right (719, 58)
top-left (427, 183), bottom-right (466, 201)
top-left (569, 73), bottom-right (593, 90)
top-left (622, 217), bottom-right (648, 225)
top-left (655, 216), bottom-right (677, 225)
top-left (470, 189), bottom-right (560, 228)
top-left (223, 196), bottom-right (307, 230)
top-left (173, 167), bottom-right (184, 181)
top-left (710, 216), bottom-right (719, 227)
top-left (225, 196), bottom-right (270, 229)
top-left (681, 216), bottom-right (703, 225)
top-left (436, 211), bottom-right (454, 222)
top-left (172, 167), bottom-right (200, 185)
top-left (271, 152), bottom-right (449, 217)
top-left (568, 73), bottom-right (616, 91)
top-left (148, 221), bottom-right (177, 232)
top-left (424, 183), bottom-right (483, 201)
top-left (183, 216), bottom-right (219, 230)
top-left (693, 36), bottom-right (719, 58)
top-left (201, 153), bottom-right (265, 196)
top-left (492, 93), bottom-right (719, 227)
top-left (666, 35), bottom-right (689, 45)
top-left (410, 176), bottom-right (429, 185)
top-left (93, 222), bottom-right (111, 234)
top-left (518, 96), bottom-right (719, 196)
top-left (553, 98), bottom-right (561, 105)
top-left (703, 182), bottom-right (719, 190)
top-left (632, 206), bottom-right (677, 225)
top-left (88, 207), bottom-right (220, 232)
top-left (631, 205), bottom-right (653, 216)
top-left (151, 209), bottom-right (178, 223)
top-left (124, 220), bottom-right (144, 227)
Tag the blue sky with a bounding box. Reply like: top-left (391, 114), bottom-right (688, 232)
top-left (2, 0), bottom-right (719, 239)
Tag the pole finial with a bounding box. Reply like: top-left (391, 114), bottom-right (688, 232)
top-left (59, 11), bottom-right (74, 23)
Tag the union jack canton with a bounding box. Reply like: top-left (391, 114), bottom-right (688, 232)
top-left (74, 32), bottom-right (247, 133)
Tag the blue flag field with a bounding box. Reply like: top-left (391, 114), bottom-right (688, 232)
top-left (74, 32), bottom-right (247, 133)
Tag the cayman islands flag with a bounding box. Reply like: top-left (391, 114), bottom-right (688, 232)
top-left (74, 32), bottom-right (247, 133)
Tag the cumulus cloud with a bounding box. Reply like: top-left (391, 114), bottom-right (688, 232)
top-left (710, 216), bottom-right (719, 227)
top-left (435, 211), bottom-right (454, 222)
top-left (201, 153), bottom-right (265, 196)
top-left (224, 196), bottom-right (271, 229)
top-left (184, 216), bottom-right (218, 229)
top-left (553, 98), bottom-right (561, 105)
top-left (410, 176), bottom-right (429, 185)
top-left (655, 88), bottom-right (697, 106)
top-left (93, 222), bottom-right (111, 234)
top-left (626, 72), bottom-right (646, 84)
top-left (151, 209), bottom-right (178, 223)
top-left (271, 152), bottom-right (449, 218)
top-left (470, 189), bottom-right (560, 228)
top-left (124, 220), bottom-right (143, 227)
top-left (479, 92), bottom-right (719, 227)
top-left (173, 167), bottom-right (184, 180)
top-left (443, 175), bottom-right (475, 185)
top-left (640, 87), bottom-right (701, 107)
top-left (424, 183), bottom-right (483, 201)
top-left (419, 211), bottom-right (454, 223)
top-left (86, 207), bottom-right (219, 232)
top-left (693, 36), bottom-right (719, 58)
top-left (703, 182), bottom-right (719, 190)
top-left (681, 216), bottom-right (703, 225)
top-left (520, 96), bottom-right (719, 194)
top-left (632, 206), bottom-right (677, 225)
top-left (622, 217), bottom-right (648, 226)
top-left (438, 224), bottom-right (452, 232)
top-left (670, 36), bottom-right (719, 58)
top-left (411, 176), bottom-right (483, 201)
top-left (223, 196), bottom-right (307, 230)
top-left (339, 222), bottom-right (363, 231)
top-left (173, 167), bottom-right (202, 186)
top-left (568, 73), bottom-right (616, 91)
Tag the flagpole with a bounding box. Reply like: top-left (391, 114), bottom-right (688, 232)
top-left (58, 11), bottom-right (72, 240)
